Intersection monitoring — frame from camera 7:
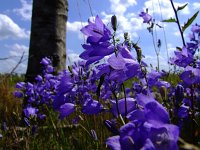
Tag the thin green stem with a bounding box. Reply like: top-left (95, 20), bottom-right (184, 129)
top-left (111, 89), bottom-right (125, 125)
top-left (122, 84), bottom-right (127, 123)
top-left (170, 0), bottom-right (186, 47)
top-left (151, 32), bottom-right (160, 71)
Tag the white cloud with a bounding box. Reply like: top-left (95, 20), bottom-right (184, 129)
top-left (193, 2), bottom-right (200, 9)
top-left (0, 14), bottom-right (29, 40)
top-left (100, 0), bottom-right (142, 40)
top-left (0, 44), bottom-right (29, 73)
top-left (6, 43), bottom-right (29, 57)
top-left (144, 0), bottom-right (190, 19)
top-left (167, 43), bottom-right (176, 57)
top-left (143, 54), bottom-right (169, 71)
top-left (0, 56), bottom-right (27, 73)
top-left (67, 49), bottom-right (82, 65)
top-left (67, 21), bottom-right (87, 41)
top-left (109, 0), bottom-right (137, 15)
top-left (67, 21), bottom-right (87, 32)
top-left (13, 0), bottom-right (32, 20)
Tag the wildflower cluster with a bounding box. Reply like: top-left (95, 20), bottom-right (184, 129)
top-left (13, 4), bottom-right (200, 150)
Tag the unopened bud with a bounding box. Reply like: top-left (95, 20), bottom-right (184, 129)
top-left (111, 15), bottom-right (117, 31)
top-left (175, 84), bottom-right (184, 105)
top-left (104, 120), bottom-right (119, 135)
top-left (136, 48), bottom-right (142, 63)
top-left (90, 129), bottom-right (98, 141)
top-left (160, 86), bottom-right (167, 101)
top-left (1, 122), bottom-right (7, 132)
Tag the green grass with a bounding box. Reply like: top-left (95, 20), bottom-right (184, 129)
top-left (0, 73), bottom-right (199, 150)
top-left (0, 74), bottom-right (114, 149)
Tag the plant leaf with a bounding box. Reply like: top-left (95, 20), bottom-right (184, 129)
top-left (162, 18), bottom-right (176, 23)
top-left (177, 3), bottom-right (188, 12)
top-left (182, 11), bottom-right (199, 32)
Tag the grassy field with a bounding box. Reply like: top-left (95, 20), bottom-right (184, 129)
top-left (0, 73), bottom-right (199, 150)
top-left (0, 74), bottom-right (114, 149)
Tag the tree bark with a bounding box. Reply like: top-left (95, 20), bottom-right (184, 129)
top-left (25, 0), bottom-right (68, 82)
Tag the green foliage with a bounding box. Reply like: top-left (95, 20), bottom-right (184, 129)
top-left (0, 75), bottom-right (114, 149)
top-left (177, 3), bottom-right (188, 12)
top-left (182, 11), bottom-right (199, 32)
top-left (162, 18), bottom-right (176, 23)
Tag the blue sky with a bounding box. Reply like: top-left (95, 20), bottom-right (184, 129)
top-left (0, 0), bottom-right (200, 73)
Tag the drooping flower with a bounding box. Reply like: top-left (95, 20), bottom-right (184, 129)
top-left (14, 91), bottom-right (24, 98)
top-left (107, 93), bottom-right (179, 150)
top-left (104, 120), bottom-right (120, 135)
top-left (40, 57), bottom-right (51, 66)
top-left (170, 47), bottom-right (193, 67)
top-left (180, 66), bottom-right (200, 86)
top-left (80, 42), bottom-right (114, 66)
top-left (81, 15), bottom-right (112, 43)
top-left (108, 45), bottom-right (140, 83)
top-left (106, 121), bottom-right (179, 150)
top-left (174, 84), bottom-right (184, 105)
top-left (82, 99), bottom-right (104, 115)
top-left (59, 103), bottom-right (75, 119)
top-left (191, 24), bottom-right (200, 33)
top-left (79, 15), bottom-right (115, 66)
top-left (139, 11), bottom-right (152, 24)
top-left (110, 98), bottom-right (136, 117)
top-left (23, 106), bottom-right (38, 118)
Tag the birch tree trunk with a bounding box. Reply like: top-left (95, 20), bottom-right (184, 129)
top-left (25, 0), bottom-right (68, 82)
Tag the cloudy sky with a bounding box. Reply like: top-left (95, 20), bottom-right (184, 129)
top-left (0, 0), bottom-right (199, 73)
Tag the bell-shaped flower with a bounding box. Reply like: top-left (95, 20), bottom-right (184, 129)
top-left (79, 15), bottom-right (114, 66)
top-left (139, 11), bottom-right (152, 24)
top-left (82, 99), bottom-right (104, 115)
top-left (80, 42), bottom-right (114, 66)
top-left (108, 46), bottom-right (140, 83)
top-left (59, 103), bottom-right (75, 119)
top-left (81, 15), bottom-right (112, 43)
top-left (170, 47), bottom-right (193, 67)
top-left (110, 98), bottom-right (136, 117)
top-left (23, 106), bottom-right (38, 118)
top-left (180, 66), bottom-right (200, 86)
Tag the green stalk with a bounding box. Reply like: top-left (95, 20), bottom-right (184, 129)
top-left (170, 0), bottom-right (186, 47)
top-left (122, 83), bottom-right (128, 123)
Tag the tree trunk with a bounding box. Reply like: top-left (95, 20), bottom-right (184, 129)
top-left (25, 0), bottom-right (68, 82)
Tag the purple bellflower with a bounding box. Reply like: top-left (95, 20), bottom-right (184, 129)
top-left (106, 93), bottom-right (179, 150)
top-left (82, 99), bottom-right (104, 115)
top-left (79, 15), bottom-right (114, 66)
top-left (191, 24), bottom-right (200, 33)
top-left (40, 57), bottom-right (51, 66)
top-left (170, 47), bottom-right (193, 67)
top-left (59, 103), bottom-right (75, 119)
top-left (110, 98), bottom-right (136, 117)
top-left (23, 106), bottom-right (38, 118)
top-left (81, 15), bottom-right (112, 43)
top-left (180, 66), bottom-right (200, 86)
top-left (108, 45), bottom-right (140, 83)
top-left (139, 11), bottom-right (152, 24)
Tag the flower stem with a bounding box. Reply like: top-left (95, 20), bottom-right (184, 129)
top-left (122, 83), bottom-right (128, 123)
top-left (170, 0), bottom-right (186, 47)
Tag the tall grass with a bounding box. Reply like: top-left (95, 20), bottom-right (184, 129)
top-left (0, 74), bottom-right (116, 149)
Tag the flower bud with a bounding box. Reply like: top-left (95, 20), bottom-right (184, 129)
top-left (32, 125), bottom-right (37, 135)
top-left (135, 46), bottom-right (142, 63)
top-left (90, 129), bottom-right (98, 141)
top-left (111, 15), bottom-right (117, 31)
top-left (104, 120), bottom-right (119, 135)
top-left (124, 32), bottom-right (129, 41)
top-left (1, 122), bottom-right (7, 132)
top-left (175, 84), bottom-right (184, 105)
top-left (160, 86), bottom-right (167, 101)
